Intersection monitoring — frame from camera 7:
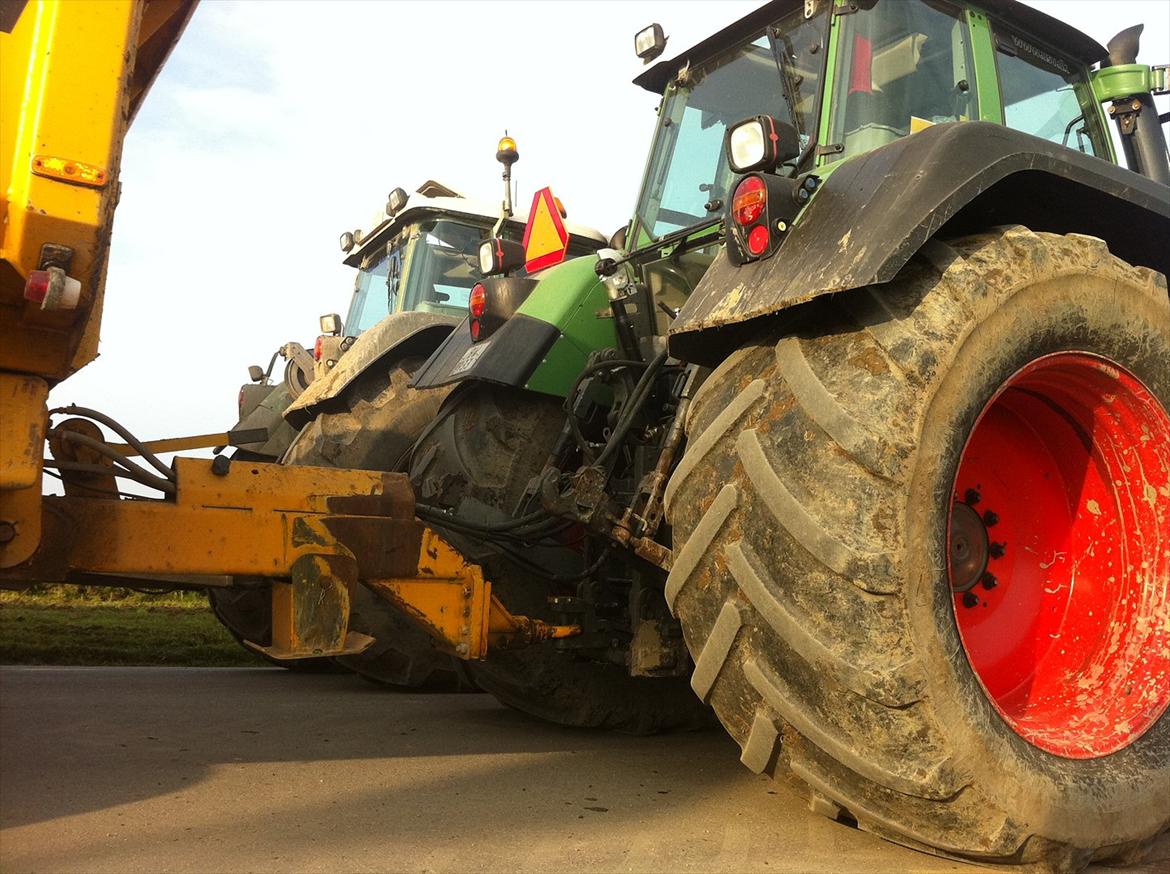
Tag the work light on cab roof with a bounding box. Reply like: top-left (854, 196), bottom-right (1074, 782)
top-left (635, 23), bottom-right (667, 63)
top-left (385, 187), bottom-right (408, 217)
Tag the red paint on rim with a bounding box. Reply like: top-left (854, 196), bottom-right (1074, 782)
top-left (949, 352), bottom-right (1170, 758)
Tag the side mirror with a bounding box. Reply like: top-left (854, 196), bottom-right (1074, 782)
top-left (247, 364), bottom-right (265, 383)
top-left (477, 238), bottom-right (526, 277)
top-left (725, 115), bottom-right (801, 174)
top-left (319, 313), bottom-right (342, 336)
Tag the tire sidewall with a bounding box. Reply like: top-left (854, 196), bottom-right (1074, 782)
top-left (907, 273), bottom-right (1170, 842)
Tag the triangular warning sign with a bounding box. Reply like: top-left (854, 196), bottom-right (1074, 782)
top-left (522, 187), bottom-right (570, 273)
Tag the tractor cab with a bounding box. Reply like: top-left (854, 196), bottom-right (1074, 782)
top-left (340, 182), bottom-right (605, 336)
top-left (610, 0), bottom-right (1164, 337)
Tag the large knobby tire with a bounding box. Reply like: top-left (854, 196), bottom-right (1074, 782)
top-left (664, 227), bottom-right (1169, 869)
top-left (213, 356), bottom-right (468, 690)
top-left (411, 384), bottom-right (713, 733)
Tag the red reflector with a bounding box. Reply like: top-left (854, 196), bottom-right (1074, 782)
top-left (747, 224), bottom-right (770, 256)
top-left (23, 270), bottom-right (51, 304)
top-left (469, 283), bottom-right (487, 319)
top-left (470, 318), bottom-right (481, 341)
top-left (731, 177), bottom-right (766, 226)
top-left (313, 336), bottom-right (323, 361)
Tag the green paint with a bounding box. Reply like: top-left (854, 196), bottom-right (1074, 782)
top-left (514, 255), bottom-right (617, 397)
top-left (814, 4), bottom-right (843, 170)
top-left (1091, 64), bottom-right (1158, 102)
top-left (966, 9), bottom-right (1003, 123)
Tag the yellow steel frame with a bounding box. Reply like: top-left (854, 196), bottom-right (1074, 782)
top-left (1, 451), bottom-right (578, 660)
top-left (367, 529), bottom-right (579, 660)
top-left (0, 0), bottom-right (197, 382)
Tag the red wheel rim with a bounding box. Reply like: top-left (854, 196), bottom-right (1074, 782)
top-left (948, 352), bottom-right (1170, 758)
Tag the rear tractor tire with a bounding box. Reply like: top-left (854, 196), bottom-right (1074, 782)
top-left (410, 385), bottom-right (713, 733)
top-left (665, 227), bottom-right (1170, 869)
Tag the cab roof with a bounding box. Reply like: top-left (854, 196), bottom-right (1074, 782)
top-left (633, 0), bottom-right (1108, 95)
top-left (344, 182), bottom-right (607, 268)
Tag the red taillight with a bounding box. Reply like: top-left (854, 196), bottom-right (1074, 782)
top-left (313, 336), bottom-right (323, 361)
top-left (238, 388), bottom-right (246, 413)
top-left (747, 224), bottom-right (771, 256)
top-left (470, 318), bottom-right (481, 341)
top-left (731, 176), bottom-right (766, 226)
top-left (469, 283), bottom-right (487, 319)
top-left (23, 270), bottom-right (51, 304)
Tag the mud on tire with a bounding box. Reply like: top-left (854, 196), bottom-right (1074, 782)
top-left (664, 227), bottom-right (1170, 869)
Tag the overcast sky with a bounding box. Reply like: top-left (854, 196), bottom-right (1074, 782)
top-left (48, 0), bottom-right (1170, 460)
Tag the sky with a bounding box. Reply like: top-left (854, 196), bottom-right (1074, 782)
top-left (48, 0), bottom-right (1170, 460)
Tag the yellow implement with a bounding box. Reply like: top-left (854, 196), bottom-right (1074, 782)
top-left (0, 1), bottom-right (576, 663)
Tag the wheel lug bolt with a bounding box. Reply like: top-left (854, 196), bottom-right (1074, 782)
top-left (982, 510), bottom-right (998, 527)
top-left (981, 572), bottom-right (997, 590)
top-left (964, 488), bottom-right (981, 506)
top-left (989, 542), bottom-right (1006, 559)
top-left (962, 592), bottom-right (979, 608)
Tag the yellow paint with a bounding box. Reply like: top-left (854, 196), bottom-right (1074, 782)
top-left (1, 0), bottom-right (196, 382)
top-left (0, 375), bottom-right (48, 489)
top-left (367, 529), bottom-right (579, 659)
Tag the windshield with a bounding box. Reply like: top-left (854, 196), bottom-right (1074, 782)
top-left (345, 245), bottom-right (399, 333)
top-left (633, 8), bottom-right (827, 241)
top-left (994, 29), bottom-right (1104, 156)
top-left (828, 0), bottom-right (978, 161)
top-left (400, 219), bottom-right (491, 316)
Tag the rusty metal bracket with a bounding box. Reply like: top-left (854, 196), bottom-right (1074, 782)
top-left (366, 528), bottom-right (579, 659)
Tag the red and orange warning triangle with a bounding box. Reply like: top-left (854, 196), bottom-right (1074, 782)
top-left (522, 187), bottom-right (570, 273)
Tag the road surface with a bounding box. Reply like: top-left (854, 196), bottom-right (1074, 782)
top-left (1, 667), bottom-right (1166, 873)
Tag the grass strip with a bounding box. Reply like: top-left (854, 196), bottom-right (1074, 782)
top-left (0, 587), bottom-right (265, 667)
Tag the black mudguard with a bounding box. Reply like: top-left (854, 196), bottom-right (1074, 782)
top-left (232, 384), bottom-right (298, 460)
top-left (409, 314), bottom-right (560, 392)
top-left (285, 310), bottom-right (458, 428)
top-left (669, 121), bottom-right (1170, 365)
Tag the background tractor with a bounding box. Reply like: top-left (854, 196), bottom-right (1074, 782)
top-left (229, 178), bottom-right (606, 464)
top-left (210, 160), bottom-right (607, 685)
top-left (341, 0), bottom-right (1165, 866)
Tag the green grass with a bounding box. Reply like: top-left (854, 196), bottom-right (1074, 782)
top-left (0, 586), bottom-right (266, 667)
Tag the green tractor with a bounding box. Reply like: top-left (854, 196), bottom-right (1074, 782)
top-left (228, 178), bottom-right (605, 464)
top-left (210, 168), bottom-right (606, 685)
top-left (337, 0), bottom-right (1167, 866)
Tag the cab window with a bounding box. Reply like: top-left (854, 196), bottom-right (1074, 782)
top-left (993, 29), bottom-right (1103, 156)
top-left (829, 0), bottom-right (976, 160)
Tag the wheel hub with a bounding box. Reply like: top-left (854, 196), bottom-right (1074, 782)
top-left (947, 502), bottom-right (989, 593)
top-left (947, 351), bottom-right (1170, 759)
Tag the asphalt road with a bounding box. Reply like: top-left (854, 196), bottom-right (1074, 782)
top-left (1, 667), bottom-right (1166, 874)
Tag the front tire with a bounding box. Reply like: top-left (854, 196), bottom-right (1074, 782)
top-left (665, 227), bottom-right (1169, 868)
